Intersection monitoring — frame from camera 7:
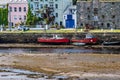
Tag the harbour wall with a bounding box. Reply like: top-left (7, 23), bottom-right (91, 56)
top-left (0, 33), bottom-right (120, 43)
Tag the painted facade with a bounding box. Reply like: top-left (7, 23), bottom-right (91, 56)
top-left (63, 5), bottom-right (77, 28)
top-left (8, 0), bottom-right (28, 27)
top-left (77, 0), bottom-right (120, 29)
top-left (28, 0), bottom-right (72, 26)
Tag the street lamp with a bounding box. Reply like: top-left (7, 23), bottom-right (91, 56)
top-left (0, 8), bottom-right (3, 32)
top-left (8, 10), bottom-right (12, 31)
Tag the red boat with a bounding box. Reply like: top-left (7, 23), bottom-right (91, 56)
top-left (71, 33), bottom-right (98, 46)
top-left (37, 34), bottom-right (70, 44)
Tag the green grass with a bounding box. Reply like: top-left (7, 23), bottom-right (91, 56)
top-left (90, 29), bottom-right (120, 33)
top-left (0, 29), bottom-right (120, 33)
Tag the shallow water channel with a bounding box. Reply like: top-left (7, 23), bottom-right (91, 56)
top-left (0, 47), bottom-right (120, 80)
top-left (0, 67), bottom-right (66, 80)
top-left (0, 47), bottom-right (120, 54)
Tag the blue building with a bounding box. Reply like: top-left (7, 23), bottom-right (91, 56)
top-left (63, 5), bottom-right (77, 28)
top-left (65, 15), bottom-right (75, 28)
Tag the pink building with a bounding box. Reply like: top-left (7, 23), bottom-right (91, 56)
top-left (8, 0), bottom-right (28, 27)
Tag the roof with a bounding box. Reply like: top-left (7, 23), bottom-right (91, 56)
top-left (9, 0), bottom-right (28, 3)
top-left (0, 0), bottom-right (28, 5)
top-left (0, 0), bottom-right (10, 5)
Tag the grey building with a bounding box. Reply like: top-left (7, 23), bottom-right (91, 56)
top-left (77, 0), bottom-right (120, 29)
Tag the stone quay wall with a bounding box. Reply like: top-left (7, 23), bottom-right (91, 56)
top-left (0, 33), bottom-right (120, 43)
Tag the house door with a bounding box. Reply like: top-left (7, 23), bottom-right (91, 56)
top-left (65, 19), bottom-right (75, 28)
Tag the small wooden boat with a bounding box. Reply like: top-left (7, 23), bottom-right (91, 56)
top-left (103, 41), bottom-right (120, 45)
top-left (37, 34), bottom-right (70, 44)
top-left (72, 42), bottom-right (86, 46)
top-left (71, 33), bottom-right (98, 46)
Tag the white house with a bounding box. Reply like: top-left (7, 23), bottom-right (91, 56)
top-left (28, 0), bottom-right (72, 27)
top-left (0, 0), bottom-right (10, 8)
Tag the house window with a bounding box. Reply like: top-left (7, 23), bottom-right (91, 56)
top-left (107, 23), bottom-right (110, 28)
top-left (60, 21), bottom-right (62, 26)
top-left (88, 15), bottom-right (90, 20)
top-left (55, 4), bottom-right (58, 9)
top-left (94, 8), bottom-right (98, 14)
top-left (14, 15), bottom-right (17, 20)
top-left (56, 13), bottom-right (58, 17)
top-left (45, 4), bottom-right (48, 7)
top-left (3, 5), bottom-right (5, 8)
top-left (87, 7), bottom-right (90, 12)
top-left (14, 7), bottom-right (17, 12)
top-left (24, 15), bottom-right (26, 20)
top-left (111, 2), bottom-right (115, 5)
top-left (24, 7), bottom-right (26, 12)
top-left (112, 15), bottom-right (115, 19)
top-left (11, 22), bottom-right (13, 26)
top-left (102, 15), bottom-right (105, 19)
top-left (101, 23), bottom-right (104, 26)
top-left (69, 9), bottom-right (72, 14)
top-left (19, 15), bottom-right (22, 20)
top-left (50, 4), bottom-right (53, 7)
top-left (36, 3), bottom-right (39, 8)
top-left (19, 7), bottom-right (21, 12)
top-left (30, 4), bottom-right (33, 10)
top-left (41, 4), bottom-right (43, 8)
top-left (87, 7), bottom-right (90, 11)
top-left (9, 7), bottom-right (12, 12)
top-left (81, 23), bottom-right (83, 26)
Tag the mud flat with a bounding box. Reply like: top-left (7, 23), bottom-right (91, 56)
top-left (0, 43), bottom-right (75, 48)
top-left (0, 43), bottom-right (120, 49)
top-left (0, 53), bottom-right (120, 80)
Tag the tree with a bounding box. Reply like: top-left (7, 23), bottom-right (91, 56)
top-left (0, 7), bottom-right (8, 26)
top-left (42, 6), bottom-right (55, 25)
top-left (26, 4), bottom-right (33, 25)
top-left (3, 8), bottom-right (8, 26)
top-left (0, 9), bottom-right (2, 25)
top-left (26, 4), bottom-right (39, 25)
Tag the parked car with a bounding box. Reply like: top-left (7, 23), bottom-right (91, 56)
top-left (18, 26), bottom-right (29, 31)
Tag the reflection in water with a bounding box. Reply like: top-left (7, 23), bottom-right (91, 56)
top-left (0, 47), bottom-right (119, 54)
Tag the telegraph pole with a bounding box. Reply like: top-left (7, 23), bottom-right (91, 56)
top-left (8, 3), bottom-right (12, 31)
